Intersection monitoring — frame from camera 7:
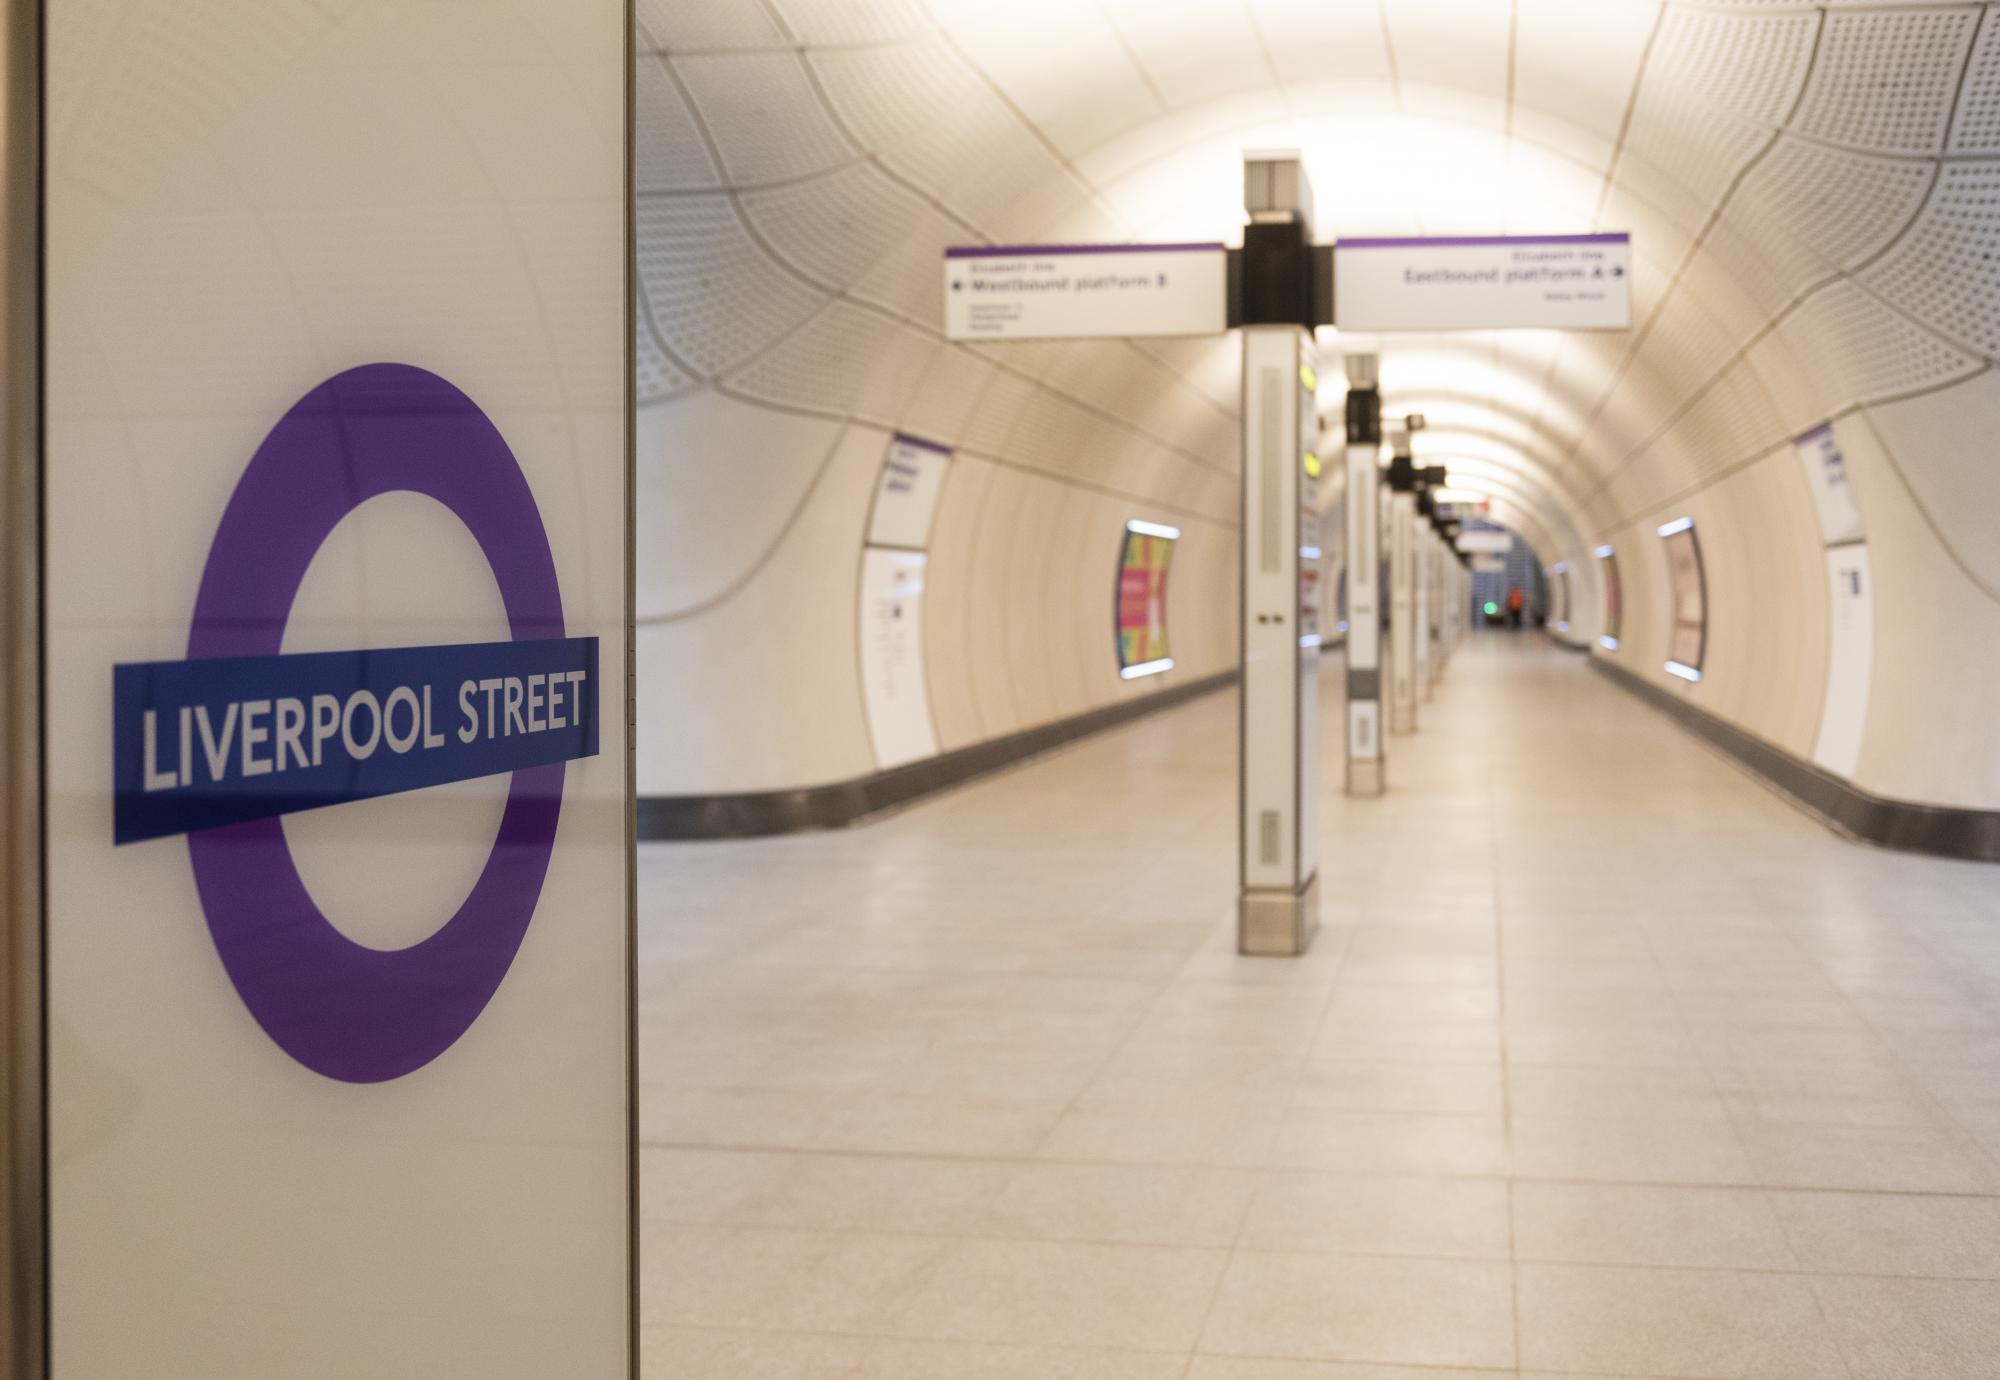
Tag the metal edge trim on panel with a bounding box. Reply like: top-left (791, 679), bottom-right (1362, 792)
top-left (1592, 657), bottom-right (2000, 864)
top-left (638, 670), bottom-right (1238, 840)
top-left (620, 0), bottom-right (638, 1373)
top-left (2, 0), bottom-right (44, 1372)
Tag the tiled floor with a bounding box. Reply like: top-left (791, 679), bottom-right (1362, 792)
top-left (639, 634), bottom-right (2000, 1379)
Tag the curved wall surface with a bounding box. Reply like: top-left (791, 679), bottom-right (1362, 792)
top-left (637, 0), bottom-right (2000, 819)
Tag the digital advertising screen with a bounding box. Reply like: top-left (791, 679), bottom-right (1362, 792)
top-left (1118, 520), bottom-right (1178, 678)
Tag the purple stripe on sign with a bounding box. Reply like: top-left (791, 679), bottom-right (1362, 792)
top-left (1337, 233), bottom-right (1630, 249)
top-left (1795, 422), bottom-right (1834, 444)
top-left (892, 431), bottom-right (953, 456)
top-left (945, 242), bottom-right (1226, 259)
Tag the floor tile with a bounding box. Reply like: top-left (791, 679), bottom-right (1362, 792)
top-left (1511, 1181), bottom-right (1795, 1269)
top-left (979, 1162), bottom-right (1254, 1247)
top-left (1516, 1261), bottom-right (1849, 1379)
top-left (892, 1239), bottom-right (1227, 1351)
top-left (1811, 1276), bottom-right (2000, 1380)
top-left (1237, 1171), bottom-right (1510, 1259)
top-left (1200, 1253), bottom-right (1515, 1369)
top-left (1771, 1190), bottom-right (2000, 1278)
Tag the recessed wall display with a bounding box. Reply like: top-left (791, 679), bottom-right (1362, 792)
top-left (38, 4), bottom-right (632, 1376)
top-left (1794, 423), bottom-right (1873, 778)
top-left (859, 549), bottom-right (939, 769)
top-left (1551, 562), bottom-right (1572, 632)
top-left (1117, 520), bottom-right (1179, 678)
top-left (1659, 518), bottom-right (1707, 682)
top-left (866, 433), bottom-right (952, 550)
top-left (859, 433), bottom-right (949, 770)
top-left (1597, 545), bottom-right (1622, 649)
top-left (1794, 422), bottom-right (1864, 546)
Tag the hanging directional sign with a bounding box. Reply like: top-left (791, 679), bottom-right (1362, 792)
top-left (1335, 233), bottom-right (1631, 331)
top-left (943, 243), bottom-right (1228, 341)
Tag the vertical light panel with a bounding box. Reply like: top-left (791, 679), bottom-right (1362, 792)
top-left (41, 3), bottom-right (632, 1376)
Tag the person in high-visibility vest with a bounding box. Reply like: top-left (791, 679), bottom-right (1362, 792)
top-left (1507, 586), bottom-right (1525, 629)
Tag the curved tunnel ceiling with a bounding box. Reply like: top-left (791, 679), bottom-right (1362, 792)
top-left (638, 0), bottom-right (2000, 596)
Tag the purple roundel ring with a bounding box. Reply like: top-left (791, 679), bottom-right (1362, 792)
top-left (185, 363), bottom-right (564, 1083)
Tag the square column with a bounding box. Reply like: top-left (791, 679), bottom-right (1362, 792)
top-left (1388, 488), bottom-right (1419, 736)
top-left (1416, 523), bottom-right (1435, 703)
top-left (1342, 356), bottom-right (1384, 797)
top-left (1239, 326), bottom-right (1321, 955)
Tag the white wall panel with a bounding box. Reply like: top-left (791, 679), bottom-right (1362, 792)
top-left (1839, 414), bottom-right (2000, 808)
top-left (636, 425), bottom-right (883, 794)
top-left (636, 0), bottom-right (784, 51)
top-left (635, 391), bottom-right (844, 617)
top-left (634, 56), bottom-right (720, 192)
top-left (1863, 369), bottom-right (2000, 595)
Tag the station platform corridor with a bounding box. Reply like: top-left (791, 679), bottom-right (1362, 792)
top-left (637, 636), bottom-right (2000, 1380)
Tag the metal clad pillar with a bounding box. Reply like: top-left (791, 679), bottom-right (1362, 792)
top-left (1238, 151), bottom-right (1321, 956)
top-left (1343, 357), bottom-right (1384, 797)
top-left (1416, 520), bottom-right (1434, 704)
top-left (1387, 426), bottom-right (1419, 736)
top-left (3, 0), bottom-right (44, 1369)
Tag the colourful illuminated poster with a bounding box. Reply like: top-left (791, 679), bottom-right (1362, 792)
top-left (1118, 521), bottom-right (1178, 677)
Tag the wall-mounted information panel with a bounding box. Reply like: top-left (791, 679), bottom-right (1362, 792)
top-left (1335, 234), bottom-right (1631, 331)
top-left (35, 4), bottom-right (634, 1376)
top-left (866, 433), bottom-right (951, 550)
top-left (944, 243), bottom-right (1228, 341)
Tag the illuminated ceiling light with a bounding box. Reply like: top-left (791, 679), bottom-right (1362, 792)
top-left (1595, 544), bottom-right (1615, 558)
top-left (1120, 657), bottom-right (1174, 680)
top-left (1664, 660), bottom-right (1702, 683)
top-left (1126, 519), bottom-right (1181, 540)
top-left (1657, 516), bottom-right (1694, 537)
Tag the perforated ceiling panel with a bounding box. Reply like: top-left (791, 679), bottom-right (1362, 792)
top-left (635, 195), bottom-right (826, 376)
top-left (675, 51), bottom-right (857, 186)
top-left (1792, 8), bottom-right (1979, 155)
top-left (634, 57), bottom-right (719, 193)
top-left (1950, 9), bottom-right (2000, 154)
top-left (637, 0), bottom-right (2000, 621)
top-left (1861, 161), bottom-right (2000, 357)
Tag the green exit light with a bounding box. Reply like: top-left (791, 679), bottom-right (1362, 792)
top-left (1483, 601), bottom-right (1499, 616)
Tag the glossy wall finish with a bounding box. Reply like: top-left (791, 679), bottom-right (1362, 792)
top-left (636, 0), bottom-right (2000, 815)
top-left (40, 3), bottom-right (631, 1375)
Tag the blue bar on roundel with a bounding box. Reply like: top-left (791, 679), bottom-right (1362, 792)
top-left (113, 636), bottom-right (599, 845)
